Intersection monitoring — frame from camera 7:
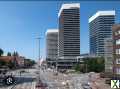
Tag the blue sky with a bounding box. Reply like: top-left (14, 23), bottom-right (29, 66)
top-left (0, 1), bottom-right (120, 60)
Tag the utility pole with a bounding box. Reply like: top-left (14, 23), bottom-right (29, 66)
top-left (36, 37), bottom-right (41, 67)
top-left (86, 64), bottom-right (87, 73)
top-left (36, 37), bottom-right (41, 83)
top-left (56, 57), bottom-right (58, 72)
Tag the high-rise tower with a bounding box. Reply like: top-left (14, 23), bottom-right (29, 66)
top-left (58, 3), bottom-right (80, 69)
top-left (46, 29), bottom-right (58, 67)
top-left (58, 3), bottom-right (80, 58)
top-left (89, 11), bottom-right (115, 56)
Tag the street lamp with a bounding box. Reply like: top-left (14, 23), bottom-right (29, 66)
top-left (36, 37), bottom-right (41, 83)
top-left (36, 37), bottom-right (41, 67)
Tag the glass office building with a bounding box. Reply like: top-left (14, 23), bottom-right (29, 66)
top-left (58, 3), bottom-right (80, 58)
top-left (89, 11), bottom-right (115, 56)
top-left (58, 3), bottom-right (80, 69)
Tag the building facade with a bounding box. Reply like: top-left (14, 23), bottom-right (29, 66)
top-left (46, 29), bottom-right (58, 67)
top-left (89, 11), bottom-right (115, 56)
top-left (0, 56), bottom-right (25, 68)
top-left (104, 38), bottom-right (113, 73)
top-left (113, 24), bottom-right (120, 76)
top-left (58, 3), bottom-right (80, 69)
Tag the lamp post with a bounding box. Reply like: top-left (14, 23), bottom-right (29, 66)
top-left (36, 37), bottom-right (41, 83)
top-left (36, 37), bottom-right (41, 67)
top-left (56, 57), bottom-right (58, 72)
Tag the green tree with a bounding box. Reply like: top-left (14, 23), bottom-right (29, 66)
top-left (7, 52), bottom-right (11, 56)
top-left (0, 48), bottom-right (4, 56)
top-left (0, 60), bottom-right (6, 67)
top-left (73, 63), bottom-right (86, 73)
top-left (7, 60), bottom-right (16, 69)
top-left (73, 64), bottom-right (80, 72)
top-left (24, 59), bottom-right (36, 67)
top-left (84, 57), bottom-right (105, 73)
top-left (12, 51), bottom-right (19, 56)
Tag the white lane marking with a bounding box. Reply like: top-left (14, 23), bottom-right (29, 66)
top-left (32, 82), bottom-right (36, 89)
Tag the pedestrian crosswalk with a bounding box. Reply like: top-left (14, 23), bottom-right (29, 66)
top-left (0, 82), bottom-right (36, 89)
top-left (0, 69), bottom-right (37, 89)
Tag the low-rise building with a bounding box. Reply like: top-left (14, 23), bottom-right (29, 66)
top-left (16, 56), bottom-right (25, 67)
top-left (0, 56), bottom-right (25, 68)
top-left (104, 38), bottom-right (113, 73)
top-left (112, 24), bottom-right (120, 76)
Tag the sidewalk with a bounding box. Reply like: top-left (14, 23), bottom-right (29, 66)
top-left (96, 78), bottom-right (111, 89)
top-left (89, 73), bottom-right (111, 89)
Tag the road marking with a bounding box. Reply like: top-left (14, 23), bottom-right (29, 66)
top-left (32, 82), bottom-right (36, 89)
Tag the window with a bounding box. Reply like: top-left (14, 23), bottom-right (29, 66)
top-left (116, 49), bottom-right (120, 54)
top-left (116, 59), bottom-right (120, 64)
top-left (116, 68), bottom-right (120, 74)
top-left (116, 39), bottom-right (120, 45)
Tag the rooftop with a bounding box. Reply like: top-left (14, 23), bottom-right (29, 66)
top-left (46, 29), bottom-right (58, 35)
top-left (89, 10), bottom-right (115, 23)
top-left (58, 3), bottom-right (80, 17)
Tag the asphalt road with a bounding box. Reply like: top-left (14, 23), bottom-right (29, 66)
top-left (0, 67), bottom-right (111, 89)
top-left (0, 68), bottom-right (36, 89)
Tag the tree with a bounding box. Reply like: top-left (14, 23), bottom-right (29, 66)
top-left (73, 57), bottom-right (105, 73)
top-left (7, 60), bottom-right (16, 69)
top-left (0, 48), bottom-right (4, 56)
top-left (12, 51), bottom-right (19, 56)
top-left (15, 51), bottom-right (19, 56)
top-left (0, 60), bottom-right (6, 67)
top-left (7, 52), bottom-right (11, 56)
top-left (24, 59), bottom-right (36, 67)
top-left (73, 63), bottom-right (86, 73)
top-left (73, 64), bottom-right (80, 72)
top-left (84, 57), bottom-right (105, 73)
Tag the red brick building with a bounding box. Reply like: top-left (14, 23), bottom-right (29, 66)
top-left (0, 56), bottom-right (25, 67)
top-left (112, 24), bottom-right (120, 76)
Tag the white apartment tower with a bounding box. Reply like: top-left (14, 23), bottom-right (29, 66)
top-left (58, 3), bottom-right (80, 69)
